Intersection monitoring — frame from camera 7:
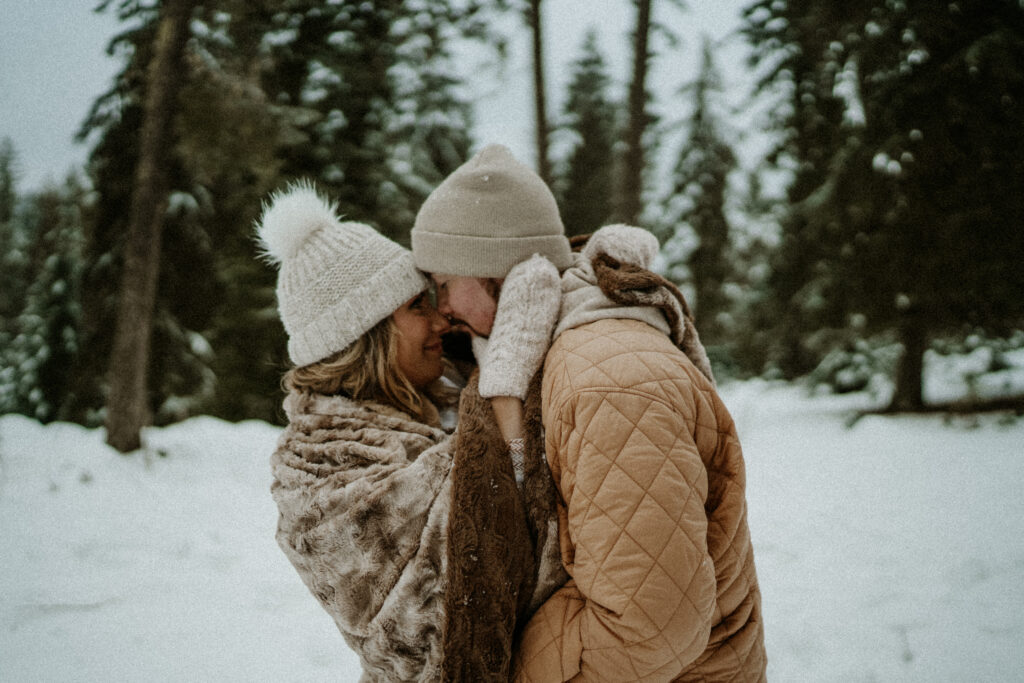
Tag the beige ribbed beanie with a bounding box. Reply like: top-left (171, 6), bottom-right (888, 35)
top-left (256, 183), bottom-right (428, 367)
top-left (412, 144), bottom-right (572, 277)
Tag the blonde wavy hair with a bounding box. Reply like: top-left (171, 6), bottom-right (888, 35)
top-left (283, 316), bottom-right (449, 423)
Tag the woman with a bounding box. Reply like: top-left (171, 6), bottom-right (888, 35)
top-left (256, 183), bottom-right (564, 682)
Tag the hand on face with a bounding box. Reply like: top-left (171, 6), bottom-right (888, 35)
top-left (392, 291), bottom-right (451, 388)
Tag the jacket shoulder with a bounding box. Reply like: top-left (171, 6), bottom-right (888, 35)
top-left (545, 318), bottom-right (707, 405)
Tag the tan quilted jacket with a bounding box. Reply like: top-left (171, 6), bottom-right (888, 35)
top-left (513, 317), bottom-right (766, 682)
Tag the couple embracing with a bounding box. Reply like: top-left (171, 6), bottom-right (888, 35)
top-left (258, 145), bottom-right (767, 682)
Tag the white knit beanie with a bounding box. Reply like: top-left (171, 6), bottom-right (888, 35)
top-left (256, 183), bottom-right (428, 367)
top-left (412, 144), bottom-right (572, 278)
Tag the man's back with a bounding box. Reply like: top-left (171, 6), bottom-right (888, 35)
top-left (513, 317), bottom-right (766, 682)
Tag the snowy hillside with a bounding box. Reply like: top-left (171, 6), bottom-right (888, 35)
top-left (1, 380), bottom-right (1022, 682)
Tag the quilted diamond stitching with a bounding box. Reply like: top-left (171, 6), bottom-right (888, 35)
top-left (520, 318), bottom-right (764, 681)
top-left (564, 390), bottom-right (715, 657)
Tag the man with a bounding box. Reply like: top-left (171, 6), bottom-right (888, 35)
top-left (413, 144), bottom-right (767, 682)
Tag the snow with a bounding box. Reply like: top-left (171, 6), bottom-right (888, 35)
top-left (2, 381), bottom-right (1022, 681)
top-left (731, 381), bottom-right (1024, 681)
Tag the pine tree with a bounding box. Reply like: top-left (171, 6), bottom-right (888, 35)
top-left (618, 0), bottom-right (653, 225)
top-left (525, 0), bottom-right (552, 184)
top-left (241, 1), bottom-right (494, 243)
top-left (68, 1), bottom-right (507, 429)
top-left (744, 0), bottom-right (1024, 408)
top-left (616, 0), bottom-right (686, 226)
top-left (823, 0), bottom-right (1024, 409)
top-left (0, 138), bottom-right (27, 348)
top-left (199, 1), bottom-right (488, 421)
top-left (556, 30), bottom-right (618, 237)
top-left (742, 0), bottom-right (864, 378)
top-left (0, 178), bottom-right (86, 422)
top-left (660, 36), bottom-right (738, 347)
top-left (374, 2), bottom-right (480, 240)
top-left (70, 1), bottom-right (507, 427)
top-left (68, 0), bottom-right (218, 430)
top-left (0, 138), bottom-right (15, 226)
top-left (104, 0), bottom-right (196, 451)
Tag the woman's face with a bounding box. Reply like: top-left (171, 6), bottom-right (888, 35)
top-left (392, 291), bottom-right (450, 388)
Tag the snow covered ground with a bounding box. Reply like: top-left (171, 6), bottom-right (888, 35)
top-left (1, 380), bottom-right (1022, 682)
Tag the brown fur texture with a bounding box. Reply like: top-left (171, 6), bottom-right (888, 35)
top-left (441, 371), bottom-right (567, 682)
top-left (272, 390), bottom-right (453, 682)
top-left (272, 378), bottom-right (567, 682)
top-left (442, 372), bottom-right (532, 681)
top-left (520, 372), bottom-right (569, 614)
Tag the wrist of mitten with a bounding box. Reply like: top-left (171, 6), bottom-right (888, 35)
top-left (508, 438), bottom-right (525, 486)
top-left (478, 254), bottom-right (561, 399)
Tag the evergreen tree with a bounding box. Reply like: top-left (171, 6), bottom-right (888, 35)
top-left (744, 0), bottom-right (1024, 408)
top-left (616, 0), bottom-right (686, 226)
top-left (0, 138), bottom-right (15, 225)
top-left (105, 0), bottom-right (197, 452)
top-left (199, 1), bottom-right (488, 421)
top-left (238, 1), bottom-right (492, 243)
top-left (823, 0), bottom-right (1024, 409)
top-left (69, 1), bottom-right (504, 428)
top-left (525, 0), bottom-right (552, 184)
top-left (659, 36), bottom-right (738, 347)
top-left (742, 0), bottom-right (864, 378)
top-left (69, 0), bottom-right (219, 429)
top-left (376, 2), bottom-right (481, 238)
top-left (556, 30), bottom-right (618, 237)
top-left (618, 0), bottom-right (654, 225)
top-left (0, 178), bottom-right (86, 422)
top-left (0, 138), bottom-right (27, 349)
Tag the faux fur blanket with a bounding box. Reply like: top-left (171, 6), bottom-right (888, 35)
top-left (272, 390), bottom-right (453, 682)
top-left (272, 380), bottom-right (566, 683)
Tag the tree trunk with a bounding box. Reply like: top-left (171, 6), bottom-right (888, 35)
top-left (104, 0), bottom-right (194, 453)
top-left (617, 0), bottom-right (652, 226)
top-left (527, 0), bottom-right (551, 185)
top-left (889, 308), bottom-right (926, 412)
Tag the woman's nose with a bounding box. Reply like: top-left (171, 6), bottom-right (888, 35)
top-left (431, 307), bottom-right (451, 333)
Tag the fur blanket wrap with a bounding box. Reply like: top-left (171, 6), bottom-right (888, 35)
top-left (271, 376), bottom-right (565, 683)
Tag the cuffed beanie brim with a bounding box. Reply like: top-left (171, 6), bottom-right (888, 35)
top-left (412, 230), bottom-right (571, 278)
top-left (287, 250), bottom-right (426, 367)
top-left (412, 144), bottom-right (571, 278)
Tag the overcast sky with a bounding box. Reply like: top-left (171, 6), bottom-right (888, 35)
top-left (0, 1), bottom-right (122, 191)
top-left (0, 1), bottom-right (754, 193)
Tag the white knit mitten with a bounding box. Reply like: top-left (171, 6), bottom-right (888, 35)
top-left (477, 254), bottom-right (561, 399)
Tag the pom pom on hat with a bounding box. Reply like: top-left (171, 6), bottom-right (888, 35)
top-left (256, 181), bottom-right (428, 367)
top-left (256, 181), bottom-right (336, 265)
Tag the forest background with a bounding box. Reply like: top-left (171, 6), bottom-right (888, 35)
top-left (1, 0), bottom-right (1022, 449)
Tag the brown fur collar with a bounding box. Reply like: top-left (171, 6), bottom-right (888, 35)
top-left (441, 371), bottom-right (566, 681)
top-left (520, 371), bottom-right (569, 614)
